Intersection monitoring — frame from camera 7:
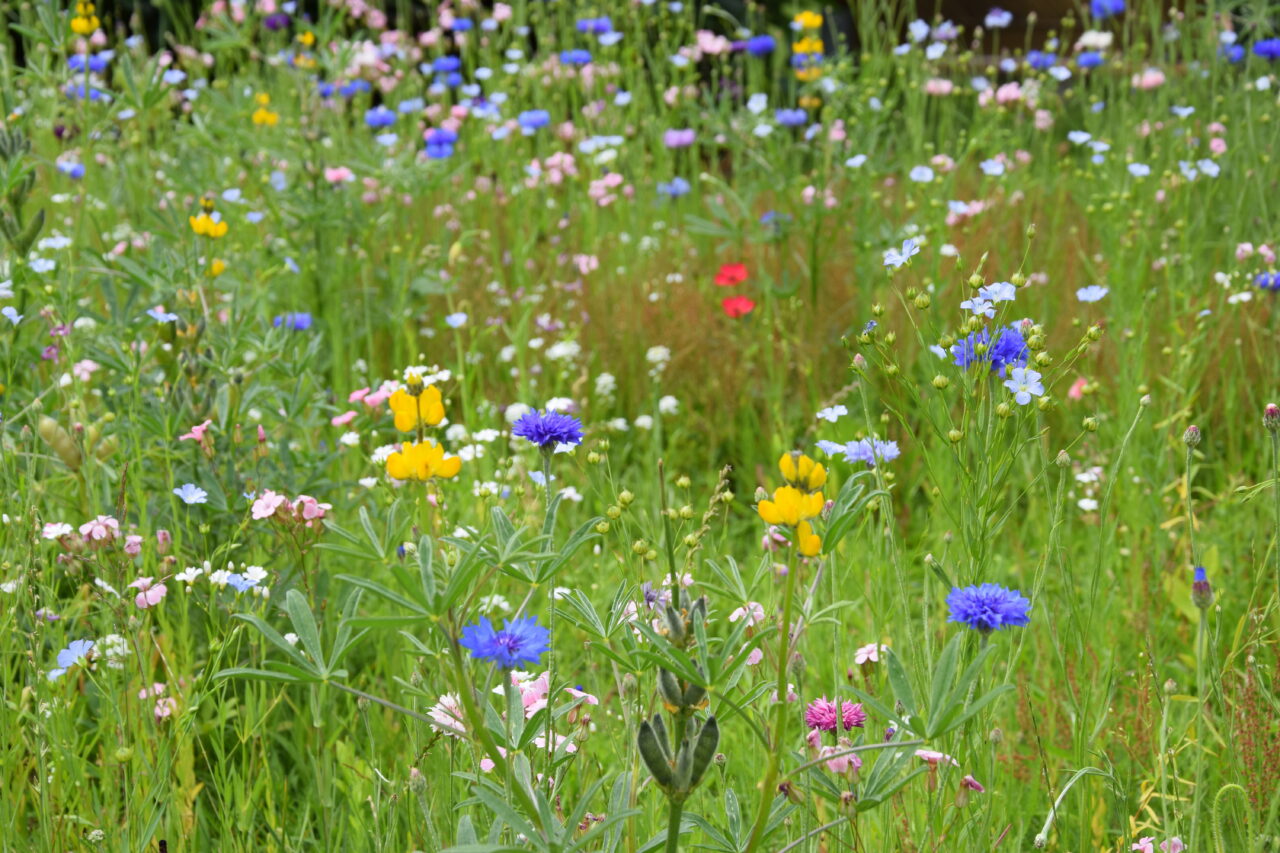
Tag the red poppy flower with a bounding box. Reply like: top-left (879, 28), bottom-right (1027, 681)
top-left (721, 295), bottom-right (756, 318)
top-left (714, 262), bottom-right (748, 287)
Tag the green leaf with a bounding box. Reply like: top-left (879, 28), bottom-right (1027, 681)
top-left (285, 589), bottom-right (327, 675)
top-left (927, 635), bottom-right (962, 730)
top-left (231, 612), bottom-right (315, 673)
top-left (215, 666), bottom-right (310, 684)
top-left (885, 647), bottom-right (917, 719)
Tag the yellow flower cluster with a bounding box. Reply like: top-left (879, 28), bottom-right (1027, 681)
top-left (385, 377), bottom-right (460, 482)
top-left (189, 199), bottom-right (228, 238)
top-left (251, 93), bottom-right (279, 127)
top-left (757, 453), bottom-right (825, 557)
top-left (71, 2), bottom-right (99, 35)
top-left (792, 11), bottom-right (824, 82)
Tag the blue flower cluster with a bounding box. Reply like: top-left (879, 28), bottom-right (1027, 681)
top-left (946, 584), bottom-right (1031, 633)
top-left (951, 325), bottom-right (1028, 376)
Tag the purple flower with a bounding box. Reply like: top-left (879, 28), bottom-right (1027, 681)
top-left (663, 128), bottom-right (696, 148)
top-left (804, 697), bottom-right (866, 732)
top-left (273, 312), bottom-right (313, 330)
top-left (263, 12), bottom-right (291, 30)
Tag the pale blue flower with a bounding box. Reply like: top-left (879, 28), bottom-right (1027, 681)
top-left (173, 483), bottom-right (208, 505)
top-left (816, 405), bottom-right (848, 423)
top-left (1128, 163), bottom-right (1151, 177)
top-left (908, 165), bottom-right (934, 183)
top-left (1003, 366), bottom-right (1044, 405)
top-left (48, 639), bottom-right (94, 681)
top-left (1, 306), bottom-right (21, 325)
top-left (883, 239), bottom-right (920, 269)
top-left (1076, 285), bottom-right (1109, 302)
top-left (960, 297), bottom-right (996, 318)
top-left (979, 281), bottom-right (1017, 303)
top-left (980, 159), bottom-right (1005, 176)
top-left (445, 312), bottom-right (468, 328)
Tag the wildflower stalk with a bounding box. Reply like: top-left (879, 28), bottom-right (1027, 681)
top-left (1271, 425), bottom-right (1280, 615)
top-left (744, 546), bottom-right (798, 853)
top-left (540, 445), bottom-right (557, 780)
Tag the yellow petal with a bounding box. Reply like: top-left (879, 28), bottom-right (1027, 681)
top-left (436, 455), bottom-right (461, 479)
top-left (778, 453), bottom-right (797, 484)
top-left (758, 500), bottom-right (783, 526)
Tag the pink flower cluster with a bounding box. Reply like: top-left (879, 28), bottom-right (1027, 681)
top-left (251, 490), bottom-right (332, 527)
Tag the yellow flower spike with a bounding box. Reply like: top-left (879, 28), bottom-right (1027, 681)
top-left (385, 440), bottom-right (462, 481)
top-left (795, 67), bottom-right (822, 83)
top-left (255, 93), bottom-right (271, 106)
top-left (778, 452), bottom-right (826, 492)
top-left (797, 521), bottom-right (822, 557)
top-left (188, 213), bottom-right (228, 238)
top-left (388, 384), bottom-right (445, 432)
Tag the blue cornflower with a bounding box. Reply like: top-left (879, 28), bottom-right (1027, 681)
top-left (432, 56), bottom-right (462, 73)
top-left (776, 108), bottom-right (808, 128)
top-left (317, 81), bottom-right (336, 98)
top-left (365, 105), bottom-right (396, 128)
top-left (512, 410), bottom-right (584, 449)
top-left (68, 53), bottom-right (111, 73)
top-left (946, 584), bottom-right (1031, 633)
top-left (1255, 39), bottom-right (1280, 61)
top-left (1026, 51), bottom-right (1056, 70)
top-left (560, 49), bottom-right (593, 65)
top-left (657, 177), bottom-right (691, 198)
top-left (1077, 51), bottom-right (1104, 69)
top-left (1192, 566), bottom-right (1213, 609)
top-left (459, 616), bottom-right (551, 668)
top-left (791, 53), bottom-right (823, 70)
top-left (1255, 272), bottom-right (1280, 291)
top-left (273, 312), bottom-right (313, 330)
top-left (576, 17), bottom-right (612, 34)
top-left (425, 128), bottom-right (458, 159)
top-left (338, 79), bottom-right (371, 98)
top-left (57, 161), bottom-right (86, 180)
top-left (173, 483), bottom-right (209, 505)
top-left (48, 639), bottom-right (95, 681)
top-left (1089, 0), bottom-right (1125, 19)
top-left (65, 83), bottom-right (108, 101)
top-left (1221, 44), bottom-right (1245, 63)
top-left (518, 109), bottom-right (551, 134)
top-left (451, 18), bottom-right (474, 32)
top-left (746, 35), bottom-right (776, 56)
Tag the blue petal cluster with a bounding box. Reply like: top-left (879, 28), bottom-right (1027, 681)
top-left (951, 325), bottom-right (1028, 376)
top-left (459, 616), bottom-right (551, 668)
top-left (511, 410), bottom-right (584, 448)
top-left (946, 584), bottom-right (1032, 633)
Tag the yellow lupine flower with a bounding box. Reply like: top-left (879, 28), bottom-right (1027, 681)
top-left (297, 31), bottom-right (316, 47)
top-left (71, 4), bottom-right (99, 35)
top-left (795, 67), bottom-right (822, 82)
top-left (793, 11), bottom-right (823, 29)
top-left (385, 440), bottom-right (461, 482)
top-left (796, 521), bottom-right (822, 557)
top-left (188, 213), bottom-right (228, 238)
top-left (207, 259), bottom-right (226, 277)
top-left (252, 107), bottom-right (279, 126)
top-left (388, 383), bottom-right (445, 432)
top-left (778, 452), bottom-right (826, 492)
top-left (757, 486), bottom-right (824, 527)
top-left (792, 37), bottom-right (824, 55)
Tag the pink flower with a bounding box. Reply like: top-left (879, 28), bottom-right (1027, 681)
top-left (1068, 377), bottom-right (1088, 400)
top-left (331, 410), bottom-right (357, 427)
top-left (72, 359), bottom-right (101, 382)
top-left (745, 648), bottom-right (764, 665)
top-left (156, 529), bottom-right (172, 554)
top-left (293, 495), bottom-right (331, 524)
top-left (429, 693), bottom-right (467, 737)
top-left (324, 166), bottom-right (356, 184)
top-left (819, 744), bottom-right (862, 775)
top-left (771, 683), bottom-right (799, 703)
top-left (924, 78), bottom-right (954, 96)
top-left (42, 522), bottom-right (74, 540)
top-left (1034, 109), bottom-right (1054, 131)
top-left (251, 490), bottom-right (289, 520)
top-left (1132, 838), bottom-right (1156, 853)
top-left (1261, 244), bottom-right (1277, 265)
top-left (1160, 840), bottom-right (1184, 853)
top-left (915, 749), bottom-right (959, 767)
top-left (729, 602), bottom-right (765, 626)
top-left (1209, 137), bottom-right (1227, 155)
top-left (804, 697), bottom-right (866, 732)
top-left (130, 577), bottom-right (168, 609)
top-left (154, 696), bottom-right (178, 721)
top-left (961, 774), bottom-right (984, 791)
top-left (348, 387), bottom-right (371, 404)
top-left (138, 682), bottom-right (166, 699)
top-left (1132, 68), bottom-right (1166, 90)
top-left (1236, 242), bottom-right (1255, 261)
top-left (179, 419), bottom-right (213, 442)
top-left (124, 534), bottom-right (143, 556)
top-left (854, 643), bottom-right (885, 665)
top-left (79, 515), bottom-right (119, 542)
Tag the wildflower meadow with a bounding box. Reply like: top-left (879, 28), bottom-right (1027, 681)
top-left (5, 0), bottom-right (1280, 850)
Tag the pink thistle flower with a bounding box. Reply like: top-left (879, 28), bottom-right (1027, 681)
top-left (804, 697), bottom-right (866, 732)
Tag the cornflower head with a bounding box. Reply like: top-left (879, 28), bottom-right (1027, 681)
top-left (385, 440), bottom-right (462, 482)
top-left (460, 616), bottom-right (551, 668)
top-left (778, 451), bottom-right (826, 492)
top-left (946, 583), bottom-right (1031, 634)
top-left (511, 410), bottom-right (584, 449)
top-left (388, 375), bottom-right (445, 432)
top-left (1191, 566), bottom-right (1213, 610)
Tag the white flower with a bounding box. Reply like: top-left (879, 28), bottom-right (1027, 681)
top-left (175, 566), bottom-right (204, 585)
top-left (634, 415), bottom-right (654, 430)
top-left (594, 372), bottom-right (617, 397)
top-left (546, 340), bottom-right (581, 361)
top-left (545, 397), bottom-right (574, 412)
top-left (505, 403), bottom-right (533, 424)
top-left (1077, 498), bottom-right (1099, 511)
top-left (42, 522), bottom-right (74, 539)
top-left (816, 405), bottom-right (847, 423)
top-left (658, 395), bottom-right (679, 415)
top-left (338, 431), bottom-right (360, 447)
top-left (746, 93), bottom-right (768, 115)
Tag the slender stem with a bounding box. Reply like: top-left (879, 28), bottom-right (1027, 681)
top-left (744, 547), bottom-right (798, 853)
top-left (540, 446), bottom-right (556, 780)
top-left (1190, 608), bottom-right (1208, 849)
top-left (664, 798), bottom-right (685, 853)
top-left (1185, 446), bottom-right (1198, 566)
top-left (1271, 431), bottom-right (1280, 614)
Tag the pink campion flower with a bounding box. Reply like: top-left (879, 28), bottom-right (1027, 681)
top-left (331, 410), bottom-right (357, 427)
top-left (42, 522), bottom-right (74, 540)
top-left (429, 693), bottom-right (467, 737)
top-left (924, 78), bottom-right (954, 96)
top-left (804, 697), bottom-right (866, 732)
top-left (293, 495), bottom-right (331, 525)
top-left (154, 696), bottom-right (178, 721)
top-left (138, 682), bottom-right (166, 699)
top-left (1068, 377), bottom-right (1088, 400)
top-left (564, 687), bottom-right (599, 724)
top-left (745, 647), bottom-right (764, 665)
top-left (1260, 244), bottom-right (1277, 265)
top-left (828, 119), bottom-right (846, 142)
top-left (1034, 109), bottom-right (1054, 130)
top-left (179, 419), bottom-right (213, 442)
top-left (123, 534), bottom-right (143, 556)
top-left (79, 515), bottom-right (120, 542)
top-left (761, 526), bottom-right (790, 552)
top-left (820, 744), bottom-right (862, 775)
top-left (1132, 839), bottom-right (1156, 853)
top-left (492, 2), bottom-right (512, 21)
top-left (1160, 840), bottom-right (1184, 853)
top-left (324, 166), bottom-right (356, 184)
top-left (348, 387), bottom-right (371, 404)
top-left (995, 81), bottom-right (1023, 105)
top-left (914, 749), bottom-right (959, 767)
top-left (156, 529), bottom-right (172, 554)
top-left (854, 643), bottom-right (885, 665)
top-left (771, 683), bottom-right (799, 703)
top-left (130, 577), bottom-right (168, 609)
top-left (251, 490), bottom-right (289, 520)
top-left (1132, 68), bottom-right (1166, 89)
top-left (729, 602), bottom-right (766, 626)
top-left (961, 774), bottom-right (984, 792)
top-left (1209, 137), bottom-right (1227, 155)
top-left (1236, 242), bottom-right (1255, 261)
top-left (72, 359), bottom-right (101, 382)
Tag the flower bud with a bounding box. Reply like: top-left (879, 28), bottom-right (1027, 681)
top-left (1191, 566), bottom-right (1214, 610)
top-left (932, 375), bottom-right (949, 389)
top-left (948, 429), bottom-right (963, 443)
top-left (913, 293), bottom-right (931, 309)
top-left (618, 490), bottom-right (635, 506)
top-left (1055, 450), bottom-right (1070, 467)
top-left (1183, 424), bottom-right (1201, 448)
top-left (1265, 404), bottom-right (1280, 433)
top-left (1083, 417), bottom-right (1098, 432)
